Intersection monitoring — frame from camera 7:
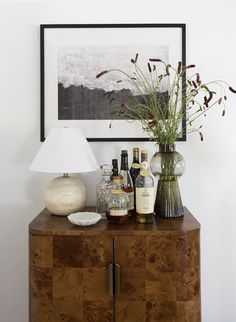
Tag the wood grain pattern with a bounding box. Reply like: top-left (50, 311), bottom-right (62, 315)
top-left (30, 298), bottom-right (53, 322)
top-left (119, 268), bottom-right (146, 301)
top-left (53, 300), bottom-right (83, 322)
top-left (53, 236), bottom-right (83, 268)
top-left (83, 301), bottom-right (113, 322)
top-left (53, 235), bottom-right (112, 268)
top-left (146, 301), bottom-right (177, 322)
top-left (115, 236), bottom-right (146, 268)
top-left (53, 268), bottom-right (83, 301)
top-left (146, 272), bottom-right (177, 302)
top-left (29, 207), bottom-right (201, 322)
top-left (114, 233), bottom-right (200, 322)
top-left (146, 236), bottom-right (177, 272)
top-left (30, 235), bottom-right (52, 268)
top-left (83, 268), bottom-right (109, 301)
top-left (83, 236), bottom-right (112, 268)
top-left (176, 300), bottom-right (201, 322)
top-left (116, 301), bottom-right (146, 322)
top-left (30, 267), bottom-right (52, 302)
top-left (29, 233), bottom-right (113, 322)
top-left (29, 207), bottom-right (200, 236)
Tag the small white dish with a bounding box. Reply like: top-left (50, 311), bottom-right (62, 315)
top-left (68, 212), bottom-right (102, 226)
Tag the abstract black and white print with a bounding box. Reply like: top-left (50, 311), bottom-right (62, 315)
top-left (58, 46), bottom-right (169, 120)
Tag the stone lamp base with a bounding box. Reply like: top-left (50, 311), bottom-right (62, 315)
top-left (44, 174), bottom-right (86, 216)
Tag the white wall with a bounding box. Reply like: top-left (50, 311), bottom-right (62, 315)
top-left (1, 0), bottom-right (236, 321)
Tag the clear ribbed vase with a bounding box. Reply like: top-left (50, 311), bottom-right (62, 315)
top-left (150, 144), bottom-right (185, 218)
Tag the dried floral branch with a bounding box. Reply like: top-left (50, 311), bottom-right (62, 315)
top-left (96, 55), bottom-right (236, 143)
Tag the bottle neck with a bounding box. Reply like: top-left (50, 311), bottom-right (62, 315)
top-left (101, 172), bottom-right (112, 183)
top-left (112, 159), bottom-right (118, 175)
top-left (113, 181), bottom-right (122, 189)
top-left (132, 150), bottom-right (139, 163)
top-left (112, 168), bottom-right (118, 176)
top-left (112, 179), bottom-right (123, 192)
top-left (141, 154), bottom-right (148, 163)
top-left (140, 161), bottom-right (150, 176)
top-left (121, 156), bottom-right (129, 170)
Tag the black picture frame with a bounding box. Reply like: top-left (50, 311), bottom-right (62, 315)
top-left (40, 23), bottom-right (186, 142)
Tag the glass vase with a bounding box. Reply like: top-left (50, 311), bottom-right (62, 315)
top-left (150, 144), bottom-right (185, 218)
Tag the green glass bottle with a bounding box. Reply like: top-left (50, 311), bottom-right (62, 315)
top-left (120, 150), bottom-right (134, 216)
top-left (130, 147), bottom-right (140, 185)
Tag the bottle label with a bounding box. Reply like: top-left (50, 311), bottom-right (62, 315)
top-left (140, 169), bottom-right (149, 177)
top-left (111, 189), bottom-right (123, 195)
top-left (131, 163), bottom-right (141, 169)
top-left (110, 209), bottom-right (128, 216)
top-left (126, 191), bottom-right (134, 210)
top-left (136, 187), bottom-right (154, 214)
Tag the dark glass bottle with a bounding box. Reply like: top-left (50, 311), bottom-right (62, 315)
top-left (130, 147), bottom-right (140, 213)
top-left (111, 159), bottom-right (119, 181)
top-left (130, 147), bottom-right (140, 186)
top-left (120, 150), bottom-right (134, 215)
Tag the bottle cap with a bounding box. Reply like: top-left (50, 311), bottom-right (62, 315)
top-left (112, 159), bottom-right (118, 166)
top-left (133, 147), bottom-right (139, 152)
top-left (141, 149), bottom-right (148, 154)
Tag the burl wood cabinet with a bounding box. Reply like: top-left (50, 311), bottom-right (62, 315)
top-left (29, 207), bottom-right (201, 322)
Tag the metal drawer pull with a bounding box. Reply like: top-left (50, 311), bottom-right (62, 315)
top-left (108, 262), bottom-right (120, 296)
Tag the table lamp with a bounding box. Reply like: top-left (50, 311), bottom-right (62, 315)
top-left (30, 127), bottom-right (98, 216)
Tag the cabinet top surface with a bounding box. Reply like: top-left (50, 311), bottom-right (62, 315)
top-left (29, 207), bottom-right (200, 236)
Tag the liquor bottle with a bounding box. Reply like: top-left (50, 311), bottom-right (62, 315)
top-left (106, 176), bottom-right (129, 224)
top-left (96, 164), bottom-right (113, 217)
top-left (141, 149), bottom-right (148, 163)
top-left (130, 147), bottom-right (140, 185)
top-left (130, 147), bottom-right (140, 213)
top-left (110, 159), bottom-right (119, 181)
top-left (135, 153), bottom-right (154, 224)
top-left (120, 150), bottom-right (134, 215)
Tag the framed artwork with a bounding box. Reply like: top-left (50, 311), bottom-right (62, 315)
top-left (40, 24), bottom-right (186, 142)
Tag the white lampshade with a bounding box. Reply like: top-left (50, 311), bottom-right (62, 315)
top-left (30, 127), bottom-right (97, 173)
top-left (30, 127), bottom-right (98, 216)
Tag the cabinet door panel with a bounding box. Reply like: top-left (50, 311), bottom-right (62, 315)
top-left (52, 235), bottom-right (113, 322)
top-left (114, 236), bottom-right (146, 322)
top-left (83, 268), bottom-right (110, 301)
top-left (119, 268), bottom-right (146, 301)
top-left (83, 236), bottom-right (112, 268)
top-left (53, 236), bottom-right (83, 268)
top-left (52, 268), bottom-right (83, 301)
top-left (115, 236), bottom-right (146, 268)
top-left (115, 234), bottom-right (200, 322)
top-left (30, 234), bottom-right (113, 322)
top-left (116, 301), bottom-right (146, 322)
top-left (83, 301), bottom-right (113, 322)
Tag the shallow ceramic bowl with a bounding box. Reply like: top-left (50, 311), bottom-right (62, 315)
top-left (68, 212), bottom-right (102, 226)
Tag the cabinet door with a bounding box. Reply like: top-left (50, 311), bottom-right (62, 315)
top-left (114, 234), bottom-right (200, 322)
top-left (30, 234), bottom-right (113, 322)
top-left (53, 235), bottom-right (113, 322)
top-left (114, 236), bottom-right (146, 322)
